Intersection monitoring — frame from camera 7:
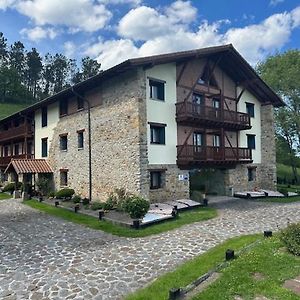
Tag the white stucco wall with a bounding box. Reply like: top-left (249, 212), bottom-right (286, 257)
top-left (34, 102), bottom-right (59, 159)
top-left (237, 88), bottom-right (261, 163)
top-left (146, 63), bottom-right (177, 165)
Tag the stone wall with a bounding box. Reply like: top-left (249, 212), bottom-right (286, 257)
top-left (148, 164), bottom-right (190, 202)
top-left (48, 68), bottom-right (148, 201)
top-left (225, 104), bottom-right (277, 193)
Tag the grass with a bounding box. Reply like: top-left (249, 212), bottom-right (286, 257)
top-left (0, 192), bottom-right (11, 200)
top-left (192, 236), bottom-right (300, 300)
top-left (262, 196), bottom-right (300, 203)
top-left (125, 235), bottom-right (259, 300)
top-left (277, 163), bottom-right (300, 184)
top-left (0, 102), bottom-right (29, 120)
top-left (126, 235), bottom-right (300, 300)
top-left (277, 183), bottom-right (300, 193)
top-left (24, 200), bottom-right (217, 238)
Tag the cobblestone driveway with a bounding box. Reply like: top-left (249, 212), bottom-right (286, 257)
top-left (1, 197), bottom-right (300, 300)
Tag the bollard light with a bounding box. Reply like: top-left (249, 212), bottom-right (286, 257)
top-left (99, 210), bottom-right (104, 220)
top-left (133, 219), bottom-right (140, 229)
top-left (74, 204), bottom-right (79, 213)
top-left (169, 288), bottom-right (181, 300)
top-left (55, 201), bottom-right (59, 207)
top-left (225, 249), bottom-right (235, 261)
top-left (203, 198), bottom-right (208, 206)
top-left (39, 196), bottom-right (43, 202)
top-left (264, 230), bottom-right (272, 237)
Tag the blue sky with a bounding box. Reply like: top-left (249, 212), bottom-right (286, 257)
top-left (0, 0), bottom-right (299, 69)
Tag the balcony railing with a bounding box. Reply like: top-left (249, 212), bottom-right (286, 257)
top-left (0, 123), bottom-right (33, 142)
top-left (177, 145), bottom-right (252, 167)
top-left (0, 154), bottom-right (33, 167)
top-left (176, 102), bottom-right (251, 130)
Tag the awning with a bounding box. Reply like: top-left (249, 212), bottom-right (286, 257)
top-left (5, 159), bottom-right (53, 174)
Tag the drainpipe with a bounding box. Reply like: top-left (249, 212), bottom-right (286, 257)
top-left (71, 87), bottom-right (92, 202)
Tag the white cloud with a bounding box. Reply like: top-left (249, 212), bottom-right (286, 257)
top-left (20, 26), bottom-right (57, 42)
top-left (100, 0), bottom-right (141, 5)
top-left (269, 0), bottom-right (284, 7)
top-left (16, 0), bottom-right (112, 32)
top-left (85, 5), bottom-right (300, 69)
top-left (0, 0), bottom-right (15, 10)
top-left (118, 1), bottom-right (197, 41)
top-left (165, 0), bottom-right (197, 24)
top-left (64, 41), bottom-right (77, 58)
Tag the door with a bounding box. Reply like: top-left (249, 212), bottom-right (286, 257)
top-left (192, 93), bottom-right (203, 115)
top-left (193, 132), bottom-right (203, 159)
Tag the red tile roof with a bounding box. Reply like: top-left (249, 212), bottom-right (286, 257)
top-left (5, 159), bottom-right (53, 174)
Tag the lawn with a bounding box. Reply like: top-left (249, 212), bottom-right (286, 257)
top-left (0, 103), bottom-right (29, 120)
top-left (125, 235), bottom-right (259, 300)
top-left (262, 196), bottom-right (300, 203)
top-left (277, 163), bottom-right (300, 184)
top-left (126, 235), bottom-right (300, 300)
top-left (277, 183), bottom-right (300, 193)
top-left (193, 236), bottom-right (300, 300)
top-left (24, 200), bottom-right (217, 238)
top-left (0, 193), bottom-right (12, 200)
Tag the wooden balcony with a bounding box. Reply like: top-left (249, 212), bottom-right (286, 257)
top-left (0, 123), bottom-right (33, 142)
top-left (177, 145), bottom-right (252, 168)
top-left (176, 102), bottom-right (251, 130)
top-left (0, 154), bottom-right (33, 168)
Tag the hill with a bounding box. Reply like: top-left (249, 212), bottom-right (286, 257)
top-left (0, 103), bottom-right (29, 120)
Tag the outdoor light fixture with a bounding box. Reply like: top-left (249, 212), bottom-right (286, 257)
top-left (264, 230), bottom-right (272, 237)
top-left (203, 198), bottom-right (208, 206)
top-left (55, 201), bottom-right (59, 207)
top-left (39, 196), bottom-right (43, 202)
top-left (169, 288), bottom-right (181, 300)
top-left (225, 249), bottom-right (235, 260)
top-left (99, 210), bottom-right (104, 220)
top-left (74, 204), bottom-right (79, 213)
top-left (133, 219), bottom-right (140, 229)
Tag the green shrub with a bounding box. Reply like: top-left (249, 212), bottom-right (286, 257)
top-left (55, 188), bottom-right (75, 200)
top-left (190, 190), bottom-right (203, 201)
top-left (82, 198), bottom-right (90, 205)
top-left (3, 182), bottom-right (22, 193)
top-left (90, 202), bottom-right (105, 210)
top-left (36, 176), bottom-right (52, 196)
top-left (104, 193), bottom-right (118, 210)
top-left (72, 195), bottom-right (81, 204)
top-left (123, 195), bottom-right (150, 219)
top-left (48, 191), bottom-right (55, 198)
top-left (280, 223), bottom-right (300, 255)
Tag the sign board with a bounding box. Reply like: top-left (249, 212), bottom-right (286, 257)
top-left (178, 174), bottom-right (189, 181)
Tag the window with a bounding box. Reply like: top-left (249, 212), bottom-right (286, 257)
top-left (14, 144), bottom-right (19, 156)
top-left (41, 106), bottom-right (47, 127)
top-left (198, 64), bottom-right (218, 87)
top-left (150, 124), bottom-right (166, 144)
top-left (149, 79), bottom-right (165, 101)
top-left (248, 168), bottom-right (256, 182)
top-left (192, 93), bottom-right (203, 105)
top-left (213, 135), bottom-right (220, 147)
top-left (77, 131), bottom-right (84, 149)
top-left (246, 102), bottom-right (255, 118)
top-left (247, 134), bottom-right (256, 150)
top-left (4, 146), bottom-right (9, 157)
top-left (59, 99), bottom-right (68, 116)
top-left (60, 134), bottom-right (68, 151)
top-left (77, 97), bottom-right (84, 110)
top-left (193, 132), bottom-right (203, 153)
top-left (60, 170), bottom-right (68, 186)
top-left (41, 138), bottom-right (48, 157)
top-left (212, 98), bottom-right (220, 109)
top-left (150, 171), bottom-right (163, 189)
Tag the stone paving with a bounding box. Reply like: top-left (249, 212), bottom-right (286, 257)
top-left (1, 197), bottom-right (300, 300)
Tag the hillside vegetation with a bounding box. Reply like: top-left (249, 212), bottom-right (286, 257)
top-left (0, 102), bottom-right (28, 120)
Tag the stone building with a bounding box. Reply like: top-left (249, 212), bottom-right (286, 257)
top-left (0, 45), bottom-right (284, 201)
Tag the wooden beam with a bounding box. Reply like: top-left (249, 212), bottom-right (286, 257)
top-left (224, 132), bottom-right (238, 160)
top-left (177, 128), bottom-right (194, 157)
top-left (176, 61), bottom-right (188, 85)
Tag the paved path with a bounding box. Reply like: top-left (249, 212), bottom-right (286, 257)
top-left (1, 197), bottom-right (300, 300)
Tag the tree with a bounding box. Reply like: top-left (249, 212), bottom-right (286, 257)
top-left (0, 32), bottom-right (8, 67)
top-left (257, 50), bottom-right (300, 182)
top-left (72, 56), bottom-right (101, 84)
top-left (25, 48), bottom-right (43, 100)
top-left (9, 41), bottom-right (25, 76)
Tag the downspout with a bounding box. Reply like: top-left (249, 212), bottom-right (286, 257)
top-left (71, 87), bottom-right (92, 202)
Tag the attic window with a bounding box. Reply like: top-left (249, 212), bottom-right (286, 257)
top-left (198, 64), bottom-right (218, 87)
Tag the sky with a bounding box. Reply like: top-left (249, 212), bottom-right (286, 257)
top-left (0, 0), bottom-right (299, 70)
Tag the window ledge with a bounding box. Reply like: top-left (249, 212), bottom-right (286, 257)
top-left (77, 108), bottom-right (84, 112)
top-left (150, 97), bottom-right (165, 102)
top-left (60, 149), bottom-right (68, 152)
top-left (150, 143), bottom-right (166, 145)
top-left (150, 187), bottom-right (164, 191)
top-left (78, 148), bottom-right (84, 151)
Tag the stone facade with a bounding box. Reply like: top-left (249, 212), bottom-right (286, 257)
top-left (48, 68), bottom-right (149, 201)
top-left (225, 104), bottom-right (277, 193)
top-left (148, 164), bottom-right (190, 202)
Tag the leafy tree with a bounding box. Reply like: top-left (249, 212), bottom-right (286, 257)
top-left (0, 32), bottom-right (8, 67)
top-left (9, 41), bottom-right (25, 76)
top-left (72, 56), bottom-right (101, 84)
top-left (257, 50), bottom-right (300, 182)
